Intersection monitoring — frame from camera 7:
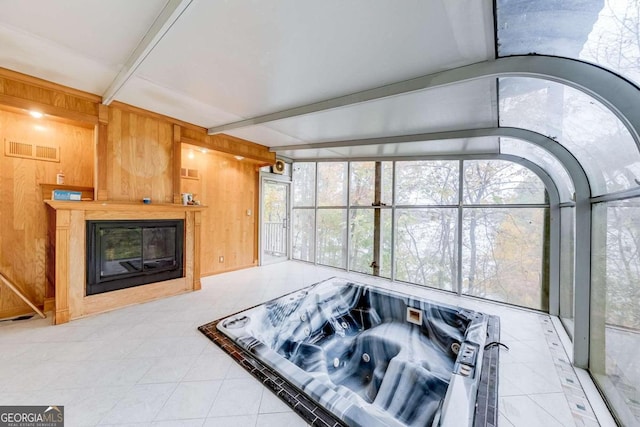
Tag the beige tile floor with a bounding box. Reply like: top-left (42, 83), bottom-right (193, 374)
top-left (0, 261), bottom-right (617, 426)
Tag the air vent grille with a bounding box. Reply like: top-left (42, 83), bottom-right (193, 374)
top-left (35, 145), bottom-right (59, 161)
top-left (181, 167), bottom-right (199, 180)
top-left (5, 139), bottom-right (60, 162)
top-left (7, 140), bottom-right (32, 157)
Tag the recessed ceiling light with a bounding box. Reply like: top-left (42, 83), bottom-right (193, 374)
top-left (200, 148), bottom-right (208, 154)
top-left (29, 111), bottom-right (44, 119)
top-left (234, 155), bottom-right (244, 161)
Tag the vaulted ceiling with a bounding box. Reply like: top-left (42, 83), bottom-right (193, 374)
top-left (0, 0), bottom-right (496, 158)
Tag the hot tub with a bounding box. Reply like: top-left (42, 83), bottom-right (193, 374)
top-left (199, 278), bottom-right (499, 427)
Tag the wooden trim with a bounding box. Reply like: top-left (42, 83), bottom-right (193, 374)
top-left (201, 263), bottom-right (257, 277)
top-left (0, 103), bottom-right (95, 129)
top-left (96, 126), bottom-right (108, 200)
top-left (173, 125), bottom-right (182, 204)
top-left (84, 210), bottom-right (188, 221)
top-left (98, 103), bottom-right (109, 124)
top-left (185, 211), bottom-right (195, 290)
top-left (45, 200), bottom-right (207, 212)
top-left (180, 127), bottom-right (207, 144)
top-left (0, 272), bottom-right (46, 319)
top-left (0, 93), bottom-right (98, 124)
top-left (44, 297), bottom-right (55, 313)
top-left (193, 211), bottom-right (202, 290)
top-left (0, 67), bottom-right (102, 102)
top-left (54, 209), bottom-right (71, 325)
top-left (109, 100), bottom-right (205, 132)
top-left (254, 170), bottom-right (260, 264)
top-left (46, 202), bottom-right (205, 323)
top-left (82, 278), bottom-right (188, 316)
top-left (96, 104), bottom-right (109, 200)
top-left (182, 134), bottom-right (275, 165)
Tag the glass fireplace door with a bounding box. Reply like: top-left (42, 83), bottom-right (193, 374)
top-left (87, 220), bottom-right (184, 295)
top-left (101, 226), bottom-right (142, 277)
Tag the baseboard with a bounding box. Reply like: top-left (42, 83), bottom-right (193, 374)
top-left (202, 263), bottom-right (257, 277)
top-left (43, 297), bottom-right (55, 313)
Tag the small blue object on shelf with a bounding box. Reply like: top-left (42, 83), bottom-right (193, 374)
top-left (52, 189), bottom-right (82, 201)
top-left (142, 197), bottom-right (151, 204)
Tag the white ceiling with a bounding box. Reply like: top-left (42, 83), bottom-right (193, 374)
top-left (0, 0), bottom-right (496, 159)
top-left (243, 79), bottom-right (498, 144)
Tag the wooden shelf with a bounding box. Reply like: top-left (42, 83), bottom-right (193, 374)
top-left (40, 183), bottom-right (94, 201)
top-left (45, 200), bottom-right (206, 211)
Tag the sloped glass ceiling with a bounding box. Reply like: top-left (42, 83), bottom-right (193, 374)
top-left (499, 77), bottom-right (640, 195)
top-left (497, 0), bottom-right (640, 87)
top-left (500, 138), bottom-right (575, 202)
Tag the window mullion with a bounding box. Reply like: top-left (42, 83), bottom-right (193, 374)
top-left (457, 159), bottom-right (464, 296)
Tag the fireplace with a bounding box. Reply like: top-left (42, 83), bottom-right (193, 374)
top-left (86, 220), bottom-right (184, 295)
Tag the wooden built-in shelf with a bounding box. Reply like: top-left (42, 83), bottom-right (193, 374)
top-left (40, 183), bottom-right (95, 201)
top-left (45, 200), bottom-right (206, 325)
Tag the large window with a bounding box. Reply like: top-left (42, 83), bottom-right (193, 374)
top-left (559, 207), bottom-right (576, 337)
top-left (292, 163), bottom-right (315, 262)
top-left (349, 209), bottom-right (392, 278)
top-left (396, 160), bottom-right (459, 205)
top-left (395, 160), bottom-right (459, 291)
top-left (461, 207), bottom-right (546, 309)
top-left (591, 198), bottom-right (640, 425)
top-left (317, 162), bottom-right (348, 206)
top-left (348, 162), bottom-right (393, 277)
top-left (292, 209), bottom-right (314, 262)
top-left (395, 208), bottom-right (457, 290)
top-left (292, 159), bottom-right (549, 310)
top-left (462, 160), bottom-right (547, 309)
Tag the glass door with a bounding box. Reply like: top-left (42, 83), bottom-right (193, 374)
top-left (261, 179), bottom-right (290, 265)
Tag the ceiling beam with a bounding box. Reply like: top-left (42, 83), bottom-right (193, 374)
top-left (207, 62), bottom-right (486, 134)
top-left (102, 0), bottom-right (193, 105)
top-left (207, 56), bottom-right (640, 151)
top-left (268, 128), bottom-right (501, 152)
top-left (270, 126), bottom-right (590, 194)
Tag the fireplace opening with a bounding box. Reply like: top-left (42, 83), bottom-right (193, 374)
top-left (86, 220), bottom-right (184, 295)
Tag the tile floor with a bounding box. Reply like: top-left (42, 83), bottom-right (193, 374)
top-left (0, 261), bottom-right (617, 426)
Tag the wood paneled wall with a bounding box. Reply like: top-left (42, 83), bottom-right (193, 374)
top-left (0, 109), bottom-right (94, 318)
top-left (104, 107), bottom-right (174, 203)
top-left (0, 67), bottom-right (273, 319)
top-left (181, 146), bottom-right (259, 275)
top-left (0, 68), bottom-right (100, 124)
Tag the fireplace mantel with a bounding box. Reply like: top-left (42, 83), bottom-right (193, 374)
top-left (45, 201), bottom-right (206, 324)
